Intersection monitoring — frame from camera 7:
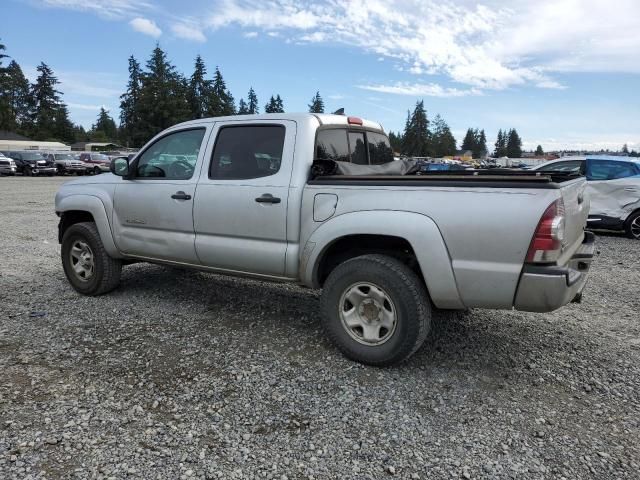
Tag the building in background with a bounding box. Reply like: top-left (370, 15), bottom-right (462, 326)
top-left (0, 131), bottom-right (70, 151)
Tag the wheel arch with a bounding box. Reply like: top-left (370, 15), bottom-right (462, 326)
top-left (57, 195), bottom-right (122, 258)
top-left (302, 210), bottom-right (465, 309)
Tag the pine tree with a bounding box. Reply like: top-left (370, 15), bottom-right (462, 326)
top-left (208, 66), bottom-right (235, 116)
top-left (187, 55), bottom-right (211, 119)
top-left (247, 87), bottom-right (258, 114)
top-left (137, 45), bottom-right (190, 143)
top-left (401, 100), bottom-right (430, 156)
top-left (476, 129), bottom-right (487, 159)
top-left (264, 94), bottom-right (285, 113)
top-left (535, 145), bottom-right (544, 156)
top-left (388, 131), bottom-right (403, 153)
top-left (0, 39), bottom-right (8, 66)
top-left (506, 128), bottom-right (523, 158)
top-left (461, 128), bottom-right (476, 153)
top-left (52, 103), bottom-right (75, 144)
top-left (119, 56), bottom-right (143, 146)
top-left (93, 107), bottom-right (118, 141)
top-left (274, 94), bottom-right (284, 113)
top-left (308, 91), bottom-right (324, 113)
top-left (237, 98), bottom-right (249, 114)
top-left (30, 62), bottom-right (64, 140)
top-left (431, 115), bottom-right (457, 157)
top-left (0, 60), bottom-right (32, 133)
top-left (264, 95), bottom-right (277, 113)
top-left (622, 143), bottom-right (629, 154)
top-left (494, 129), bottom-right (507, 157)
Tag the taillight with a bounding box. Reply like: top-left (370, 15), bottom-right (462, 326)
top-left (347, 116), bottom-right (363, 125)
top-left (526, 198), bottom-right (565, 263)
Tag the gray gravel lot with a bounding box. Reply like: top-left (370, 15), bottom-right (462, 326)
top-left (1, 175), bottom-right (639, 480)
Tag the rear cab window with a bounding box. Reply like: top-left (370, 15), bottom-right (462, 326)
top-left (587, 160), bottom-right (640, 180)
top-left (316, 128), bottom-right (393, 165)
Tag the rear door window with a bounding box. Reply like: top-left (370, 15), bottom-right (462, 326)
top-left (587, 160), bottom-right (639, 180)
top-left (367, 132), bottom-right (393, 165)
top-left (316, 129), bottom-right (349, 162)
top-left (210, 125), bottom-right (285, 180)
top-left (348, 132), bottom-right (367, 165)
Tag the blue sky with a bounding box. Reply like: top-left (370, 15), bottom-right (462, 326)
top-left (3, 0), bottom-right (639, 151)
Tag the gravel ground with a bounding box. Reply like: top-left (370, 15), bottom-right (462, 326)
top-left (1, 175), bottom-right (639, 480)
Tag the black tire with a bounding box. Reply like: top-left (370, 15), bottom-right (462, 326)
top-left (320, 254), bottom-right (431, 366)
top-left (61, 222), bottom-right (122, 295)
top-left (24, 167), bottom-right (32, 177)
top-left (93, 166), bottom-right (101, 175)
top-left (56, 165), bottom-right (64, 175)
top-left (625, 211), bottom-right (640, 240)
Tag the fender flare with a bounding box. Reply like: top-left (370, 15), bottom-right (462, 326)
top-left (302, 210), bottom-right (465, 309)
top-left (57, 194), bottom-right (123, 259)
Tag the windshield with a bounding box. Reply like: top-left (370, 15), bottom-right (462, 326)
top-left (22, 152), bottom-right (45, 161)
top-left (54, 154), bottom-right (74, 160)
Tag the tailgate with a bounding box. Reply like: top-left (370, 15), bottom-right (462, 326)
top-left (559, 177), bottom-right (589, 259)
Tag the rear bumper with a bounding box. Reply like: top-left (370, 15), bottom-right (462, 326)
top-left (587, 215), bottom-right (624, 231)
top-left (514, 231), bottom-right (595, 313)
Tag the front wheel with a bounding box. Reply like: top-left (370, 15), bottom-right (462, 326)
top-left (61, 222), bottom-right (122, 295)
top-left (625, 211), bottom-right (640, 239)
top-left (320, 254), bottom-right (431, 366)
top-left (93, 166), bottom-right (101, 175)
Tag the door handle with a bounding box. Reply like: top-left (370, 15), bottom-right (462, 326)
top-left (171, 191), bottom-right (192, 200)
top-left (255, 193), bottom-right (281, 204)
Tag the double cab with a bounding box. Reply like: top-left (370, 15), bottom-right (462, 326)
top-left (55, 113), bottom-right (595, 365)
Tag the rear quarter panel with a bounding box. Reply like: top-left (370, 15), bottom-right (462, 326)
top-left (300, 184), bottom-right (561, 309)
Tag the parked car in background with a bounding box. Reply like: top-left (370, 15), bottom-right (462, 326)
top-left (3, 151), bottom-right (57, 176)
top-left (0, 152), bottom-right (17, 176)
top-left (79, 153), bottom-right (111, 175)
top-left (43, 152), bottom-right (87, 175)
top-left (532, 156), bottom-right (640, 239)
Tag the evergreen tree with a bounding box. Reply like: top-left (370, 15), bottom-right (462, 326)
top-left (274, 94), bottom-right (284, 113)
top-left (264, 94), bottom-right (285, 113)
top-left (494, 129), bottom-right (507, 157)
top-left (461, 128), bottom-right (476, 153)
top-left (237, 98), bottom-right (249, 114)
top-left (431, 115), bottom-right (457, 157)
top-left (308, 91), bottom-right (324, 113)
top-left (247, 87), bottom-right (258, 114)
top-left (535, 145), bottom-right (544, 156)
top-left (401, 100), bottom-right (430, 156)
top-left (476, 129), bottom-right (487, 159)
top-left (187, 55), bottom-right (211, 119)
top-left (388, 131), bottom-right (403, 153)
top-left (30, 62), bottom-right (64, 140)
top-left (208, 66), bottom-right (235, 116)
top-left (119, 56), bottom-right (143, 146)
top-left (622, 143), bottom-right (629, 154)
top-left (506, 128), bottom-right (523, 158)
top-left (73, 124), bottom-right (88, 143)
top-left (137, 45), bottom-right (190, 143)
top-left (93, 107), bottom-right (118, 141)
top-left (0, 39), bottom-right (8, 66)
top-left (52, 103), bottom-right (75, 144)
top-left (0, 60), bottom-right (32, 133)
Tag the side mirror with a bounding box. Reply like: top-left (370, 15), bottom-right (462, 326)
top-left (111, 157), bottom-right (130, 176)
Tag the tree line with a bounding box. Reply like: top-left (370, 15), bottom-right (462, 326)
top-left (3, 40), bottom-right (636, 157)
top-left (0, 41), bottom-right (327, 147)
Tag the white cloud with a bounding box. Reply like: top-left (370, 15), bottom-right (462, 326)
top-left (66, 102), bottom-right (110, 111)
top-left (129, 17), bottom-right (162, 37)
top-left (358, 82), bottom-right (480, 97)
top-left (202, 0), bottom-right (640, 91)
top-left (171, 23), bottom-right (206, 42)
top-left (243, 31), bottom-right (258, 38)
top-left (40, 0), bottom-right (152, 19)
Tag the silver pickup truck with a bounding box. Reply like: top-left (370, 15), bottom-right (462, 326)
top-left (55, 113), bottom-right (595, 365)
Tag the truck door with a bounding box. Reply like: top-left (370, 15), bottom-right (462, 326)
top-left (193, 120), bottom-right (295, 277)
top-left (112, 125), bottom-right (211, 263)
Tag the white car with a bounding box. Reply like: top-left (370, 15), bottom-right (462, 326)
top-left (0, 153), bottom-right (17, 176)
top-left (532, 156), bottom-right (640, 239)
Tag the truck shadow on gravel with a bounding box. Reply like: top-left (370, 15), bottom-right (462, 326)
top-left (112, 264), bottom-right (613, 386)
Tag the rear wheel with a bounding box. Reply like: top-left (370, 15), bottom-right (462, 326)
top-left (625, 211), bottom-right (640, 240)
top-left (320, 254), bottom-right (431, 366)
top-left (93, 166), bottom-right (101, 175)
top-left (56, 165), bottom-right (64, 175)
top-left (61, 222), bottom-right (122, 295)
